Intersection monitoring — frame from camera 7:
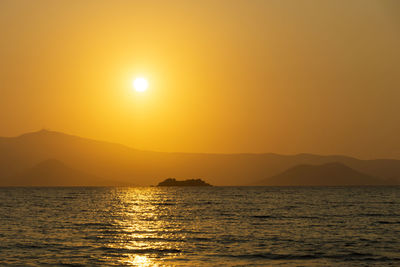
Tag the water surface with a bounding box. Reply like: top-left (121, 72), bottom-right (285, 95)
top-left (0, 187), bottom-right (399, 266)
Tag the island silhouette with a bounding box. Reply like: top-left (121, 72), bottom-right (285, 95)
top-left (157, 178), bottom-right (212, 187)
top-left (0, 130), bottom-right (399, 186)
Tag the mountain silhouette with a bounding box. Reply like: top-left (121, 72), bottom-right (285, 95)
top-left (257, 162), bottom-right (388, 186)
top-left (9, 159), bottom-right (115, 186)
top-left (0, 130), bottom-right (399, 186)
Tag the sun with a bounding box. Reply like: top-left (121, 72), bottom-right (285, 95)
top-left (133, 77), bottom-right (148, 92)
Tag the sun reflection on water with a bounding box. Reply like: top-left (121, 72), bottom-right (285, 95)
top-left (106, 188), bottom-right (183, 266)
top-left (122, 255), bottom-right (155, 266)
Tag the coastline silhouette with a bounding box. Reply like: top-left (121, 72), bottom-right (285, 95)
top-left (0, 130), bottom-right (399, 186)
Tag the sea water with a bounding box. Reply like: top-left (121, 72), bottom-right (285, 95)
top-left (0, 186), bottom-right (399, 266)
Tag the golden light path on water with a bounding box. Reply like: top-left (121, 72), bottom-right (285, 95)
top-left (122, 255), bottom-right (153, 266)
top-left (100, 188), bottom-right (185, 266)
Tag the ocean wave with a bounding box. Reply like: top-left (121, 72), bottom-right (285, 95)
top-left (228, 252), bottom-right (399, 261)
top-left (98, 247), bottom-right (181, 254)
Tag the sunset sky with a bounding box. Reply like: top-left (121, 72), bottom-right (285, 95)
top-left (1, 0), bottom-right (400, 159)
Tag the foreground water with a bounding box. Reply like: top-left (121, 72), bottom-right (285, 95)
top-left (0, 187), bottom-right (399, 266)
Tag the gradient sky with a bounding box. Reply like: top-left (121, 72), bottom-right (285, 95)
top-left (1, 0), bottom-right (400, 159)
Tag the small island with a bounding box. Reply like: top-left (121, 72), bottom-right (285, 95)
top-left (157, 178), bottom-right (212, 187)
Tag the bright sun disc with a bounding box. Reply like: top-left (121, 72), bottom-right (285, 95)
top-left (133, 77), bottom-right (148, 92)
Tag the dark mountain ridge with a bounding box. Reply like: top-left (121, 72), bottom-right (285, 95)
top-left (0, 130), bottom-right (399, 186)
top-left (10, 159), bottom-right (99, 186)
top-left (9, 158), bottom-right (132, 187)
top-left (257, 162), bottom-right (388, 186)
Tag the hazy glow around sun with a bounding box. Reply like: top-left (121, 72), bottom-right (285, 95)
top-left (133, 77), bottom-right (149, 92)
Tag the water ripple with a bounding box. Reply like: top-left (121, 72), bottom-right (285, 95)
top-left (0, 186), bottom-right (399, 266)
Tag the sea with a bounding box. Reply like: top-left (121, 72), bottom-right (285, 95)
top-left (0, 186), bottom-right (399, 266)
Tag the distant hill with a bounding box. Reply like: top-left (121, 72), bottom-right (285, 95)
top-left (1, 130), bottom-right (400, 186)
top-left (257, 162), bottom-right (389, 186)
top-left (9, 159), bottom-right (120, 186)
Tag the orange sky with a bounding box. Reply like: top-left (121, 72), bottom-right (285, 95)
top-left (1, 0), bottom-right (400, 159)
